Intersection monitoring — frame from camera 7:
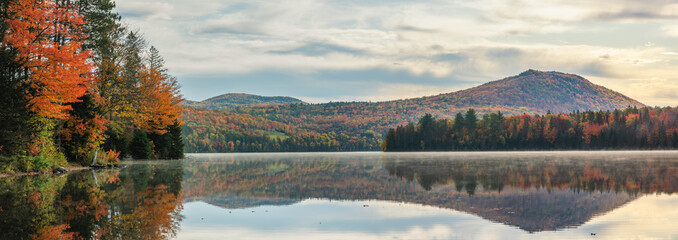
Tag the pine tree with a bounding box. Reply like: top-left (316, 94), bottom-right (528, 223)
top-left (167, 121), bottom-right (185, 159)
top-left (465, 109), bottom-right (478, 131)
top-left (0, 2), bottom-right (32, 156)
top-left (130, 129), bottom-right (152, 160)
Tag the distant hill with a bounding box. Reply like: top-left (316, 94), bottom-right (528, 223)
top-left (184, 93), bottom-right (305, 109)
top-left (420, 69), bottom-right (644, 114)
top-left (182, 70), bottom-right (647, 152)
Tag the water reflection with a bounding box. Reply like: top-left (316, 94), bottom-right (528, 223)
top-left (0, 161), bottom-right (184, 240)
top-left (181, 152), bottom-right (678, 233)
top-left (2, 152), bottom-right (678, 239)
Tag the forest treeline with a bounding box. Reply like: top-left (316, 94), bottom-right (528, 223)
top-left (382, 107), bottom-right (678, 151)
top-left (0, 0), bottom-right (184, 173)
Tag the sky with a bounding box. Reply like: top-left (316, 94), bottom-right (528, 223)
top-left (114, 0), bottom-right (678, 106)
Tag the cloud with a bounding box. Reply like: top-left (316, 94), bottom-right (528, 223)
top-left (654, 89), bottom-right (678, 100)
top-left (662, 24), bottom-right (678, 37)
top-left (479, 0), bottom-right (678, 22)
top-left (269, 42), bottom-right (366, 56)
top-left (114, 0), bottom-right (678, 106)
top-left (179, 68), bottom-right (472, 103)
top-left (116, 2), bottom-right (173, 20)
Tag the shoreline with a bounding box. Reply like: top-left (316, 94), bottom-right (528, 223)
top-left (0, 166), bottom-right (92, 179)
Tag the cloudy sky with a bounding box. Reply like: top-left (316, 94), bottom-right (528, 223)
top-left (115, 0), bottom-right (678, 106)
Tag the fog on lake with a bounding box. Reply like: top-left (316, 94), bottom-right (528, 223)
top-left (2, 151), bottom-right (678, 239)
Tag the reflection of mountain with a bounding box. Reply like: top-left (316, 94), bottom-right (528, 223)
top-left (185, 195), bottom-right (300, 209)
top-left (181, 153), bottom-right (678, 232)
top-left (427, 187), bottom-right (633, 232)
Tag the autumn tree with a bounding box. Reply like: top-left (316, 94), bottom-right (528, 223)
top-left (61, 94), bottom-right (107, 165)
top-left (1, 0), bottom-right (183, 169)
top-left (0, 0), bottom-right (96, 170)
top-left (137, 46), bottom-right (183, 134)
top-left (4, 0), bottom-right (93, 119)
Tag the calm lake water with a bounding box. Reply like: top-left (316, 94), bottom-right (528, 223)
top-left (2, 151), bottom-right (678, 239)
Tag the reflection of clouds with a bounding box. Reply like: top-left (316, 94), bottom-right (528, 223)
top-left (584, 194), bottom-right (678, 239)
top-left (177, 200), bottom-right (518, 240)
top-left (535, 194), bottom-right (678, 240)
top-left (299, 198), bottom-right (463, 219)
top-left (177, 196), bottom-right (678, 239)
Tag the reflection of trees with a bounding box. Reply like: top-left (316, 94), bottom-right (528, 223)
top-left (0, 176), bottom-right (67, 240)
top-left (112, 185), bottom-right (183, 239)
top-left (0, 160), bottom-right (184, 240)
top-left (181, 154), bottom-right (678, 232)
top-left (383, 157), bottom-right (678, 195)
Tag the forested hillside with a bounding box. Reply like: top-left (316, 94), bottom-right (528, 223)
top-left (183, 70), bottom-right (646, 152)
top-left (0, 0), bottom-right (184, 173)
top-left (182, 108), bottom-right (380, 152)
top-left (184, 93), bottom-right (305, 110)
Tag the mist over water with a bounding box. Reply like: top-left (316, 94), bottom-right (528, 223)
top-left (3, 151), bottom-right (678, 239)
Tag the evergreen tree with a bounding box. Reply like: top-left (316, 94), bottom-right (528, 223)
top-left (130, 129), bottom-right (152, 160)
top-left (0, 3), bottom-right (32, 157)
top-left (102, 125), bottom-right (129, 157)
top-left (465, 109), bottom-right (478, 131)
top-left (452, 113), bottom-right (464, 131)
top-left (167, 121), bottom-right (184, 159)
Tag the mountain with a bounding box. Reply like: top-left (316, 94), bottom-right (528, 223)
top-left (418, 69), bottom-right (644, 114)
top-left (182, 70), bottom-right (647, 152)
top-left (184, 93), bottom-right (305, 109)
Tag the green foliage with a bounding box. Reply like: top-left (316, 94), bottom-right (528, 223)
top-left (167, 121), bottom-right (184, 159)
top-left (0, 1), bottom-right (32, 158)
top-left (130, 129), bottom-right (152, 159)
top-left (76, 0), bottom-right (121, 58)
top-left (149, 121), bottom-right (184, 159)
top-left (102, 124), bottom-right (130, 157)
top-left (465, 109), bottom-right (477, 131)
top-left (26, 117), bottom-right (67, 172)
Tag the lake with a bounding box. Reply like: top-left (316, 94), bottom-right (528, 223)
top-left (2, 151), bottom-right (678, 240)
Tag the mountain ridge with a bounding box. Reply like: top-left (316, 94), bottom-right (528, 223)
top-left (184, 93), bottom-right (306, 109)
top-left (419, 69), bottom-right (645, 113)
top-left (182, 70), bottom-right (648, 152)
top-left (189, 70), bottom-right (645, 114)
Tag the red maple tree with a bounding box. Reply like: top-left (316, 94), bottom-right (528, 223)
top-left (4, 0), bottom-right (93, 119)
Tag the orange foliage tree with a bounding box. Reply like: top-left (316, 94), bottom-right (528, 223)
top-left (4, 0), bottom-right (93, 119)
top-left (136, 63), bottom-right (183, 134)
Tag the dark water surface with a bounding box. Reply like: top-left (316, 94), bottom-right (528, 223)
top-left (2, 151), bottom-right (678, 239)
